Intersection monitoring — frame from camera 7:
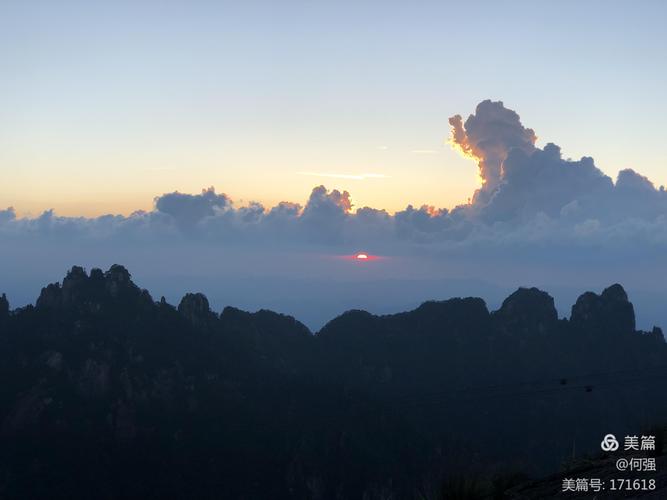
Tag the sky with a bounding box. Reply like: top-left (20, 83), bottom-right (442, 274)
top-left (2, 1), bottom-right (667, 334)
top-left (2, 0), bottom-right (667, 217)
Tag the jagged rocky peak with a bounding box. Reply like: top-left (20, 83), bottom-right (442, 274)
top-left (37, 266), bottom-right (99, 310)
top-left (104, 264), bottom-right (133, 297)
top-left (106, 264), bottom-right (131, 283)
top-left (36, 282), bottom-right (63, 309)
top-left (0, 293), bottom-right (9, 317)
top-left (61, 266), bottom-right (92, 305)
top-left (601, 283), bottom-right (628, 302)
top-left (178, 292), bottom-right (213, 326)
top-left (570, 283), bottom-right (635, 335)
top-left (65, 265), bottom-right (87, 281)
top-left (493, 287), bottom-right (558, 335)
top-left (35, 265), bottom-right (148, 311)
top-left (650, 326), bottom-right (665, 342)
top-left (90, 267), bottom-right (104, 281)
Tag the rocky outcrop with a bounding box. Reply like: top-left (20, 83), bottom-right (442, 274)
top-left (493, 287), bottom-right (558, 336)
top-left (178, 292), bottom-right (215, 328)
top-left (104, 264), bottom-right (133, 298)
top-left (571, 283), bottom-right (635, 336)
top-left (35, 282), bottom-right (62, 310)
top-left (35, 265), bottom-right (152, 314)
top-left (61, 265), bottom-right (89, 305)
top-left (0, 293), bottom-right (8, 318)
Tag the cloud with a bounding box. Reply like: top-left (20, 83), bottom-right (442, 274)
top-left (0, 208), bottom-right (16, 224)
top-left (394, 205), bottom-right (453, 242)
top-left (449, 99), bottom-right (537, 200)
top-left (302, 185), bottom-right (352, 215)
top-left (298, 185), bottom-right (353, 243)
top-left (476, 142), bottom-right (614, 223)
top-left (616, 168), bottom-right (656, 193)
top-left (1, 99), bottom-right (666, 255)
top-left (154, 187), bottom-right (231, 228)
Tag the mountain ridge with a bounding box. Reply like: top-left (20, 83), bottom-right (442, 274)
top-left (1, 265), bottom-right (666, 499)
top-left (4, 264), bottom-right (660, 339)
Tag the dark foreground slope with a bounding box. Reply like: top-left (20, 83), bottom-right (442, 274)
top-left (1, 265), bottom-right (666, 499)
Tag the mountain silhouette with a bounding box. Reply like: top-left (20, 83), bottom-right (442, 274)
top-left (1, 266), bottom-right (666, 499)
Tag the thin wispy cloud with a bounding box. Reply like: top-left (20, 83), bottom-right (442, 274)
top-left (296, 172), bottom-right (389, 180)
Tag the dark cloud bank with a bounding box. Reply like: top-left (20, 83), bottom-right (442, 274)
top-left (2, 100), bottom-right (666, 330)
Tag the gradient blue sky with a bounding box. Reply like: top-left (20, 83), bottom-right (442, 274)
top-left (1, 0), bottom-right (666, 216)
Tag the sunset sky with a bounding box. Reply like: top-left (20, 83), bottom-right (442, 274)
top-left (2, 0), bottom-right (666, 217)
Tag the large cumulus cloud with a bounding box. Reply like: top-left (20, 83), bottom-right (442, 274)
top-left (449, 99), bottom-right (537, 201)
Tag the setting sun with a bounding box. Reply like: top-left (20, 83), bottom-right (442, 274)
top-left (356, 253), bottom-right (369, 260)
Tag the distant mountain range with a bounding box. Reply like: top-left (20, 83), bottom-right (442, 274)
top-left (1, 265), bottom-right (666, 499)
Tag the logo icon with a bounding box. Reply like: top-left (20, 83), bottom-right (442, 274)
top-left (601, 433), bottom-right (619, 452)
